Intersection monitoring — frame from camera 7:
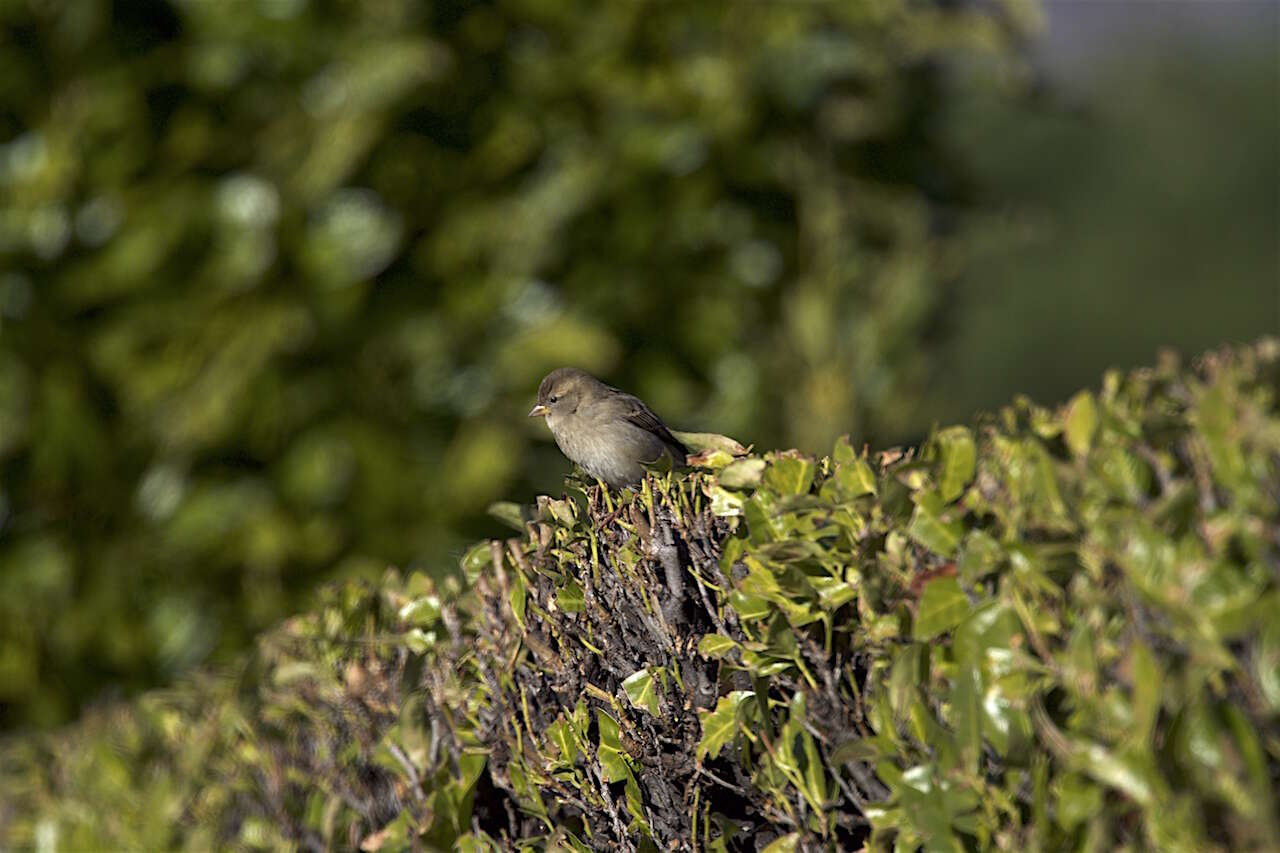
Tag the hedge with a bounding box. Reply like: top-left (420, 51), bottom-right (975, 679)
top-left (2, 340), bottom-right (1277, 851)
top-left (0, 0), bottom-right (1030, 730)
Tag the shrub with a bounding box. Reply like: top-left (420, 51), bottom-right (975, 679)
top-left (0, 0), bottom-right (1028, 728)
top-left (3, 341), bottom-right (1277, 851)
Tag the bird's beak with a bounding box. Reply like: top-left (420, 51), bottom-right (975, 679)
top-left (528, 404), bottom-right (549, 418)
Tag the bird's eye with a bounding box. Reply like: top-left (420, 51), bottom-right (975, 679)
top-left (548, 395), bottom-right (559, 403)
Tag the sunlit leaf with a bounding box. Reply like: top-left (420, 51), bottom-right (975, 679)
top-left (914, 577), bottom-right (970, 640)
top-left (934, 426), bottom-right (975, 503)
top-left (697, 691), bottom-right (754, 762)
top-left (622, 667), bottom-right (661, 716)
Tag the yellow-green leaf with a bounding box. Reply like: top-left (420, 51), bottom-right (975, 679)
top-left (597, 710), bottom-right (628, 782)
top-left (1064, 390), bottom-right (1098, 457)
top-left (697, 690), bottom-right (753, 761)
top-left (697, 634), bottom-right (739, 659)
top-left (914, 577), bottom-right (970, 640)
top-left (935, 426), bottom-right (976, 503)
top-left (764, 456), bottom-right (815, 496)
top-left (671, 431), bottom-right (748, 456)
top-left (719, 457), bottom-right (766, 489)
top-left (622, 667), bottom-right (661, 716)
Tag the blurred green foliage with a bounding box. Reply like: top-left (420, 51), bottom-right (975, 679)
top-left (0, 0), bottom-right (1031, 727)
top-left (937, 39), bottom-right (1278, 422)
top-left (3, 342), bottom-right (1276, 850)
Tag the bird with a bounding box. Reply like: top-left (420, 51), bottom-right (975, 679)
top-left (529, 368), bottom-right (688, 489)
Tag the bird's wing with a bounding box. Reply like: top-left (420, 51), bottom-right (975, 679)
top-left (616, 394), bottom-right (688, 462)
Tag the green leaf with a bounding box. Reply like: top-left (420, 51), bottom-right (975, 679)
top-left (897, 764), bottom-right (965, 853)
top-left (1127, 640), bottom-right (1161, 747)
top-left (1258, 620), bottom-right (1280, 712)
top-left (1063, 390), bottom-right (1097, 457)
top-left (539, 496), bottom-right (577, 528)
top-left (486, 501), bottom-right (528, 531)
top-left (622, 667), bottom-right (661, 716)
top-left (1052, 772), bottom-right (1103, 831)
top-left (950, 666), bottom-right (980, 775)
top-left (763, 455), bottom-right (816, 496)
top-left (686, 448), bottom-right (738, 469)
top-left (957, 529), bottom-right (1003, 584)
top-left (671, 431), bottom-right (748, 456)
top-left (546, 716), bottom-right (578, 763)
top-left (697, 634), bottom-right (739, 659)
top-left (718, 457), bottom-right (766, 489)
top-left (728, 590), bottom-right (771, 621)
top-left (397, 595), bottom-right (441, 627)
top-left (707, 484), bottom-right (746, 517)
top-left (1073, 740), bottom-right (1154, 806)
top-left (811, 574), bottom-right (857, 609)
top-left (596, 710), bottom-right (629, 782)
top-left (555, 578), bottom-right (584, 613)
top-left (934, 426), bottom-right (975, 503)
top-left (792, 695), bottom-right (827, 809)
top-left (509, 571), bottom-right (526, 629)
top-left (907, 492), bottom-right (963, 557)
top-left (834, 456), bottom-right (877, 499)
top-left (623, 770), bottom-right (649, 834)
top-left (914, 577), bottom-right (970, 640)
top-left (460, 541), bottom-right (493, 581)
top-left (402, 628), bottom-right (435, 654)
top-left (697, 690), bottom-right (753, 761)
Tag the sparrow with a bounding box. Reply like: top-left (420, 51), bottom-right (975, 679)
top-left (529, 368), bottom-right (688, 488)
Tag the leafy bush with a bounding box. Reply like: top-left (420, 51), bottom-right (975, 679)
top-left (0, 0), bottom-right (1029, 728)
top-left (4, 341), bottom-right (1277, 851)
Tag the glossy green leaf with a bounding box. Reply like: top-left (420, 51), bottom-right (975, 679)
top-left (697, 634), bottom-right (739, 659)
top-left (728, 590), bottom-right (771, 621)
top-left (697, 691), bottom-right (753, 762)
top-left (622, 667), bottom-right (661, 716)
top-left (596, 710), bottom-right (629, 783)
top-left (934, 426), bottom-right (976, 503)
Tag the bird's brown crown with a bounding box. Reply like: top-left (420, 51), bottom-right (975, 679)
top-left (536, 367), bottom-right (607, 408)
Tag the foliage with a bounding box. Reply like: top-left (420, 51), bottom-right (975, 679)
top-left (4, 341), bottom-right (1277, 851)
top-left (0, 0), bottom-right (1030, 728)
top-left (936, 37), bottom-right (1279, 424)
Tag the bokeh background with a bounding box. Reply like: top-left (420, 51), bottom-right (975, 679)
top-left (0, 0), bottom-right (1274, 731)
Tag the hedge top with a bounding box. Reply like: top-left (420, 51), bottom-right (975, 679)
top-left (3, 340), bottom-right (1278, 852)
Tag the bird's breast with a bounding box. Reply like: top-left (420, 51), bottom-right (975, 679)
top-left (547, 414), bottom-right (666, 488)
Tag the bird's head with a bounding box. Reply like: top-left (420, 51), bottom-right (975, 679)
top-left (529, 367), bottom-right (605, 420)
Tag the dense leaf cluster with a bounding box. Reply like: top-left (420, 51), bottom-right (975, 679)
top-left (0, 0), bottom-right (1028, 728)
top-left (4, 341), bottom-right (1277, 850)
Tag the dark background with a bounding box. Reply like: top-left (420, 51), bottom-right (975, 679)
top-left (0, 0), bottom-right (1275, 730)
